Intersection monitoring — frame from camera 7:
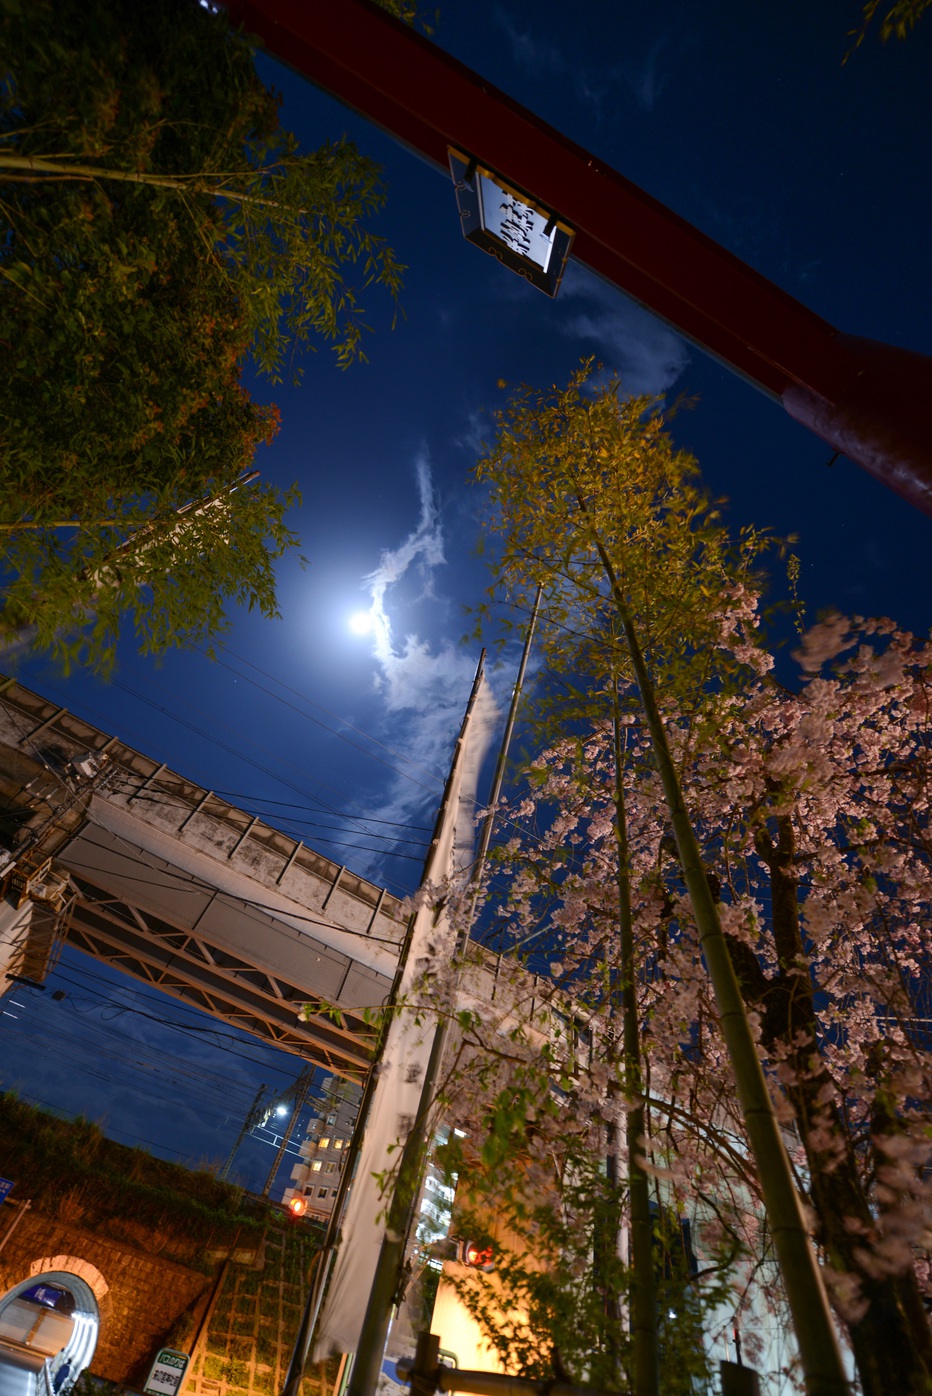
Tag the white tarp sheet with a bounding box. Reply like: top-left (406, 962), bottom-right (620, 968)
top-left (313, 671), bottom-right (496, 1359)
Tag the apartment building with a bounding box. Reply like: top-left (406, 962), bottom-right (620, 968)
top-left (284, 1075), bottom-right (362, 1220)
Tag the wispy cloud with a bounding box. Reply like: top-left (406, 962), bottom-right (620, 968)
top-left (688, 187), bottom-right (822, 292)
top-left (367, 454), bottom-right (447, 704)
top-left (617, 29), bottom-right (686, 112)
top-left (557, 263), bottom-right (689, 398)
top-left (494, 7), bottom-right (565, 76)
top-left (620, 43), bottom-right (670, 111)
top-left (344, 457), bottom-right (499, 884)
top-left (493, 7), bottom-right (612, 120)
top-left (454, 408), bottom-right (491, 460)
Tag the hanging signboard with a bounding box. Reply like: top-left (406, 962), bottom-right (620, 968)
top-left (143, 1348), bottom-right (190, 1396)
top-left (449, 148), bottom-right (574, 297)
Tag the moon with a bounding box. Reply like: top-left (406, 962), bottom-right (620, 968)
top-left (348, 610), bottom-right (373, 636)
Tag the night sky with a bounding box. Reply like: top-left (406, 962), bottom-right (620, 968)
top-left (1, 0), bottom-right (930, 1194)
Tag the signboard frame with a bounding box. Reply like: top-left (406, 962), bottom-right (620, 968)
top-left (449, 148), bottom-right (574, 297)
top-left (143, 1348), bottom-right (190, 1396)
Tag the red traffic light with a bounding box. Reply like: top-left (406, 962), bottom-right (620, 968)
top-left (458, 1240), bottom-right (494, 1272)
top-left (288, 1195), bottom-right (308, 1217)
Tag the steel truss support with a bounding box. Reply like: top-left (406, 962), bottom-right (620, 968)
top-left (66, 873), bottom-right (375, 1080)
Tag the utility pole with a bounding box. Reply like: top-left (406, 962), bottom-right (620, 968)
top-left (262, 1069), bottom-right (316, 1199)
top-left (218, 1084), bottom-right (267, 1183)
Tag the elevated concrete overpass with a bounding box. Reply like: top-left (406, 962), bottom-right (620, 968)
top-left (0, 675), bottom-right (410, 1081)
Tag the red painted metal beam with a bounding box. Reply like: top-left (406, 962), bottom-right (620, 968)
top-left (226, 0), bottom-right (932, 517)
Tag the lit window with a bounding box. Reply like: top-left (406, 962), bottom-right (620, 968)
top-left (333, 1139), bottom-right (344, 1150)
top-left (311, 1161), bottom-right (322, 1172)
top-left (319, 1138), bottom-right (330, 1150)
top-left (325, 1162), bottom-right (337, 1174)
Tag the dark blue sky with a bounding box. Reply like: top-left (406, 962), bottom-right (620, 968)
top-left (2, 0), bottom-right (930, 1191)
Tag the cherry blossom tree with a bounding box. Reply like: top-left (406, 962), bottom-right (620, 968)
top-left (437, 951), bottom-right (741, 1394)
top-left (457, 368), bottom-right (931, 1395)
top-left (467, 614), bottom-right (932, 1393)
top-left (471, 366), bottom-right (850, 1395)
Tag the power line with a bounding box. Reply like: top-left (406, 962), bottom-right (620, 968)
top-left (25, 676), bottom-right (431, 895)
top-left (12, 958), bottom-right (320, 1076)
top-left (3, 1088), bottom-right (248, 1169)
top-left (198, 644), bottom-right (446, 788)
top-left (0, 1034), bottom-right (242, 1124)
top-left (70, 822), bottom-right (408, 946)
top-left (111, 663), bottom-right (442, 810)
top-left (104, 773), bottom-right (430, 855)
top-left (108, 677), bottom-right (397, 820)
top-left (209, 791), bottom-right (432, 832)
top-left (13, 1087), bottom-right (174, 1151)
top-left (0, 1010), bottom-right (271, 1116)
top-left (44, 959), bottom-right (295, 1052)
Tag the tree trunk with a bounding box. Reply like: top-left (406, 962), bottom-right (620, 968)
top-left (744, 816), bottom-right (932, 1396)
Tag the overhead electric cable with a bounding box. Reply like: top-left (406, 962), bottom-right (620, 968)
top-left (109, 676), bottom-right (400, 811)
top-left (208, 790), bottom-right (432, 831)
top-left (110, 666), bottom-right (442, 803)
top-left (193, 642), bottom-right (446, 787)
top-left (26, 675), bottom-right (437, 876)
top-left (5, 1090), bottom-right (246, 1166)
top-left (34, 962), bottom-right (347, 1073)
top-left (0, 1007), bottom-right (273, 1103)
top-left (45, 962), bottom-right (334, 1063)
top-left (104, 773), bottom-right (430, 851)
top-left (71, 825), bottom-right (408, 945)
top-left (200, 644), bottom-right (447, 787)
top-left (0, 1029), bottom-right (254, 1122)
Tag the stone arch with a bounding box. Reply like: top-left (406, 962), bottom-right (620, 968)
top-left (0, 1266), bottom-right (102, 1391)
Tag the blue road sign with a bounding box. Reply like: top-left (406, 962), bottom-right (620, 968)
top-left (0, 1178), bottom-right (14, 1205)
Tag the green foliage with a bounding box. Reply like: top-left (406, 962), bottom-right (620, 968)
top-left (0, 1092), bottom-right (268, 1261)
top-left (473, 363), bottom-right (776, 739)
top-left (438, 1048), bottom-right (732, 1392)
top-left (73, 1374), bottom-right (125, 1396)
top-left (468, 366), bottom-right (851, 1392)
top-left (375, 0), bottom-right (423, 24)
top-left (850, 0), bottom-right (932, 49)
top-left (0, 0), bottom-right (402, 670)
top-left (1, 476), bottom-right (303, 672)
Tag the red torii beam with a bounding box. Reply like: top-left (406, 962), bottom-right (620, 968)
top-left (226, 0), bottom-right (932, 518)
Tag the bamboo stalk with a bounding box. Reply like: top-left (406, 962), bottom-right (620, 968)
top-left (0, 153), bottom-right (305, 211)
top-left (611, 700), bottom-right (659, 1396)
top-left (587, 525), bottom-right (849, 1396)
